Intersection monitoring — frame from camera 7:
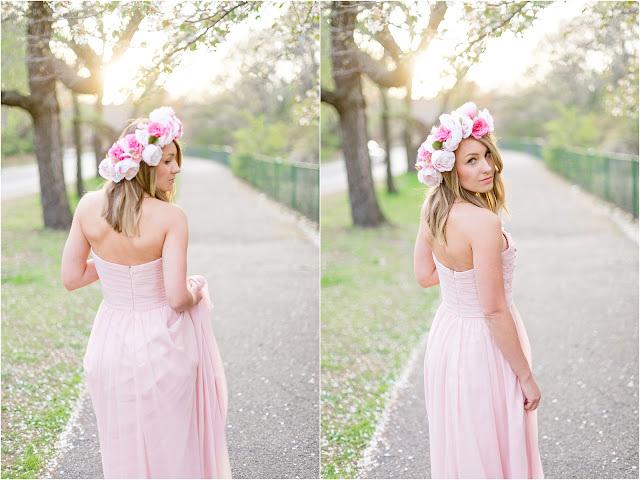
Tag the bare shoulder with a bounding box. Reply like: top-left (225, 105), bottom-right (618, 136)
top-left (146, 199), bottom-right (188, 227)
top-left (75, 190), bottom-right (105, 218)
top-left (448, 202), bottom-right (501, 240)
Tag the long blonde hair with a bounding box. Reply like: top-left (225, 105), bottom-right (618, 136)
top-left (424, 133), bottom-right (508, 245)
top-left (102, 118), bottom-right (182, 237)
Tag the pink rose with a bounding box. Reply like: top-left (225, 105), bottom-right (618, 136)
top-left (122, 133), bottom-right (141, 153)
top-left (471, 118), bottom-right (489, 139)
top-left (107, 142), bottom-right (124, 160)
top-left (416, 145), bottom-right (432, 164)
top-left (434, 124), bottom-right (451, 142)
top-left (147, 122), bottom-right (168, 138)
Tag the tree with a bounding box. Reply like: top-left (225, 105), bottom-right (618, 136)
top-left (1, 1), bottom-right (259, 229)
top-left (321, 1), bottom-right (546, 227)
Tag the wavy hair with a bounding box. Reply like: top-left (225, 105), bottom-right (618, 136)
top-left (424, 133), bottom-right (508, 245)
top-left (102, 118), bottom-right (182, 237)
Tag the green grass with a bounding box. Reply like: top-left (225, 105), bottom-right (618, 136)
top-left (1, 178), bottom-right (104, 479)
top-left (320, 173), bottom-right (440, 478)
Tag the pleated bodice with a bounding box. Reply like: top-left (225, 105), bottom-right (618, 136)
top-left (91, 249), bottom-right (167, 311)
top-left (432, 230), bottom-right (516, 317)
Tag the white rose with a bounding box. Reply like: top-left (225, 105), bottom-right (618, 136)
top-left (431, 149), bottom-right (456, 172)
top-left (114, 156), bottom-right (140, 181)
top-left (477, 108), bottom-right (494, 132)
top-left (98, 157), bottom-right (116, 181)
top-left (455, 114), bottom-right (473, 139)
top-left (423, 135), bottom-right (438, 154)
top-left (149, 106), bottom-right (175, 125)
top-left (453, 102), bottom-right (477, 119)
top-left (142, 144), bottom-right (163, 166)
top-left (418, 165), bottom-right (443, 187)
top-left (135, 127), bottom-right (150, 147)
top-left (438, 114), bottom-right (463, 151)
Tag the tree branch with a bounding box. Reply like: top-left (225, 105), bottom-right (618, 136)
top-left (416, 2), bottom-right (448, 53)
top-left (321, 87), bottom-right (341, 109)
top-left (355, 49), bottom-right (408, 88)
top-left (374, 25), bottom-right (402, 62)
top-left (110, 11), bottom-right (143, 64)
top-left (51, 57), bottom-right (101, 94)
top-left (1, 90), bottom-right (33, 112)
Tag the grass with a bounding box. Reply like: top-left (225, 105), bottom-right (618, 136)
top-left (320, 173), bottom-right (440, 478)
top-left (1, 178), bottom-right (104, 479)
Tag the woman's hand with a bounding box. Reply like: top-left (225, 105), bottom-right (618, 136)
top-left (520, 374), bottom-right (542, 411)
top-left (187, 276), bottom-right (205, 305)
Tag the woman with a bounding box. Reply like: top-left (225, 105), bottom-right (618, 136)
top-left (414, 102), bottom-right (543, 478)
top-left (61, 107), bottom-right (231, 478)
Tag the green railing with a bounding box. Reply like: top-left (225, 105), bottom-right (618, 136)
top-left (184, 145), bottom-right (319, 222)
top-left (230, 153), bottom-right (319, 223)
top-left (501, 138), bottom-right (639, 218)
top-left (182, 145), bottom-right (232, 166)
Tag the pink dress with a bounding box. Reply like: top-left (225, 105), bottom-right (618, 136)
top-left (83, 250), bottom-right (231, 479)
top-left (424, 231), bottom-right (543, 479)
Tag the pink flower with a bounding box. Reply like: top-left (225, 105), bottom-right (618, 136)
top-left (434, 124), bottom-right (451, 142)
top-left (108, 142), bottom-right (124, 160)
top-left (122, 133), bottom-right (141, 153)
top-left (147, 122), bottom-right (168, 138)
top-left (471, 118), bottom-right (490, 139)
top-left (416, 145), bottom-right (432, 164)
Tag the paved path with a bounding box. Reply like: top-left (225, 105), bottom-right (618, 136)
top-left (46, 157), bottom-right (320, 479)
top-left (321, 146), bottom-right (407, 196)
top-left (362, 151), bottom-right (639, 478)
top-left (1, 150), bottom-right (97, 200)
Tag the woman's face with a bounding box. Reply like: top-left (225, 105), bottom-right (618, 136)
top-left (454, 137), bottom-right (495, 194)
top-left (155, 142), bottom-right (180, 191)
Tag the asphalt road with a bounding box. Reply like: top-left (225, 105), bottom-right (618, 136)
top-left (361, 151), bottom-right (639, 479)
top-left (1, 150), bottom-right (98, 200)
top-left (45, 157), bottom-right (320, 479)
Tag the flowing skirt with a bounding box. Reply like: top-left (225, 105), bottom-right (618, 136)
top-left (424, 302), bottom-right (543, 479)
top-left (84, 285), bottom-right (230, 479)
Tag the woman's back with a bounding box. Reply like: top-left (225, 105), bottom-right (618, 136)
top-left (78, 190), bottom-right (179, 266)
top-left (426, 201), bottom-right (508, 272)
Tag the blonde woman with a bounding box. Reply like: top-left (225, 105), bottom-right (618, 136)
top-left (61, 107), bottom-right (230, 478)
top-left (414, 102), bottom-right (543, 478)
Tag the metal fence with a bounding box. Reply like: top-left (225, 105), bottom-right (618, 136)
top-left (500, 138), bottom-right (639, 218)
top-left (230, 153), bottom-right (319, 223)
top-left (182, 145), bottom-right (232, 166)
top-left (183, 145), bottom-right (319, 223)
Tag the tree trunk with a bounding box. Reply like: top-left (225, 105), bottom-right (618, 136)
top-left (27, 2), bottom-right (72, 229)
top-left (380, 87), bottom-right (396, 194)
top-left (329, 2), bottom-right (385, 227)
top-left (93, 91), bottom-right (103, 176)
top-left (403, 79), bottom-right (414, 173)
top-left (72, 92), bottom-right (83, 196)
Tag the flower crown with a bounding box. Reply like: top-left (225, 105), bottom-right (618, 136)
top-left (415, 102), bottom-right (494, 187)
top-left (98, 106), bottom-right (183, 183)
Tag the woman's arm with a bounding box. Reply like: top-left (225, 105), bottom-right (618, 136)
top-left (414, 202), bottom-right (439, 288)
top-left (471, 212), bottom-right (541, 411)
top-left (61, 197), bottom-right (99, 291)
top-left (161, 206), bottom-right (202, 312)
